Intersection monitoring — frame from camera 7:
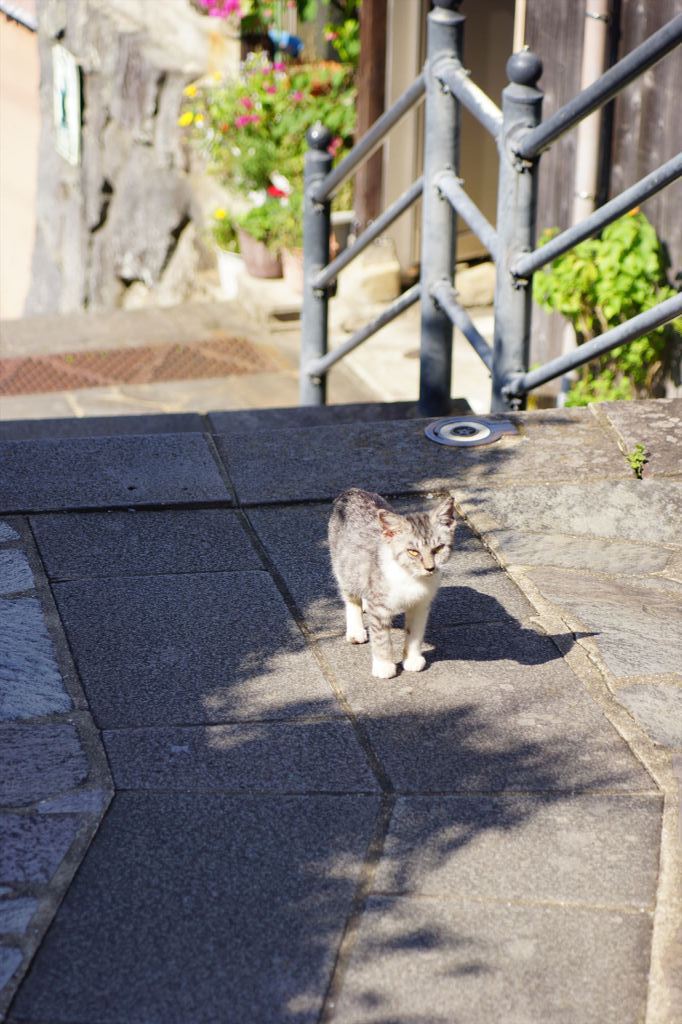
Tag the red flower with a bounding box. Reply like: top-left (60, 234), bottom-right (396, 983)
top-left (267, 185), bottom-right (287, 198)
top-left (219, 122), bottom-right (230, 132)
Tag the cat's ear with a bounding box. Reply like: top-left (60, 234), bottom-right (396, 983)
top-left (432, 495), bottom-right (455, 529)
top-left (378, 510), bottom-right (405, 539)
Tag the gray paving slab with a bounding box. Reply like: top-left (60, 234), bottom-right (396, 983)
top-left (104, 720), bottom-right (377, 792)
top-left (0, 814), bottom-right (79, 885)
top-left (11, 791), bottom-right (380, 1024)
top-left (0, 898), bottom-right (38, 937)
top-left (600, 397), bottom-right (682, 477)
top-left (31, 508), bottom-right (260, 580)
top-left (331, 896), bottom-right (652, 1024)
top-left (0, 599), bottom-right (71, 721)
top-left (618, 684), bottom-right (682, 749)
top-left (318, 622), bottom-right (652, 793)
top-left (0, 434), bottom-right (231, 513)
top-left (0, 725), bottom-right (89, 806)
top-left (248, 504), bottom-right (532, 638)
top-left (216, 417), bottom-right (629, 505)
top-left (527, 568), bottom-right (682, 677)
top-left (455, 480), bottom-right (682, 547)
top-left (376, 794), bottom-right (661, 907)
top-left (53, 571), bottom-right (339, 727)
top-left (0, 413), bottom-right (205, 441)
top-left (0, 551), bottom-right (34, 595)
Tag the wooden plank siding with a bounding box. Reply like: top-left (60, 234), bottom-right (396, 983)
top-left (525, 0), bottom-right (681, 378)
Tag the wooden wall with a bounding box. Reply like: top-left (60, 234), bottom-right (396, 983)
top-left (525, 0), bottom-right (682, 373)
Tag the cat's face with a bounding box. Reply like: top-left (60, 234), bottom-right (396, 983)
top-left (378, 496), bottom-right (456, 578)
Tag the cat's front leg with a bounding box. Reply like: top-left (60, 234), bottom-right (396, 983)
top-left (343, 594), bottom-right (367, 644)
top-left (367, 603), bottom-right (396, 678)
top-left (403, 596), bottom-right (432, 672)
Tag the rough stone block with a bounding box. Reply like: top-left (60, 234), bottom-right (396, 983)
top-left (53, 571), bottom-right (339, 727)
top-left (332, 896), bottom-right (652, 1024)
top-left (0, 523), bottom-right (19, 542)
top-left (455, 480), bottom-right (682, 547)
top-left (0, 946), bottom-right (22, 993)
top-left (0, 814), bottom-right (79, 885)
top-left (31, 509), bottom-right (260, 580)
top-left (600, 397), bottom-right (682, 477)
top-left (618, 684), bottom-right (682, 749)
top-left (0, 434), bottom-right (231, 513)
top-left (0, 551), bottom-right (34, 595)
top-left (527, 569), bottom-right (682, 678)
top-left (11, 791), bottom-right (379, 1024)
top-left (0, 898), bottom-right (38, 936)
top-left (0, 724), bottom-right (89, 806)
top-left (0, 599), bottom-right (71, 721)
top-left (485, 529), bottom-right (672, 575)
top-left (376, 793), bottom-right (661, 907)
top-left (104, 721), bottom-right (378, 792)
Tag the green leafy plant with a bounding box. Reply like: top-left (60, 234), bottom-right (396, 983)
top-left (533, 210), bottom-right (682, 406)
top-left (236, 197), bottom-right (291, 251)
top-left (324, 1), bottom-right (361, 66)
top-left (211, 207), bottom-right (239, 251)
top-left (626, 442), bottom-right (648, 479)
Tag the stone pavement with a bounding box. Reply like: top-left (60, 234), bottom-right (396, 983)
top-left (0, 398), bottom-right (680, 1023)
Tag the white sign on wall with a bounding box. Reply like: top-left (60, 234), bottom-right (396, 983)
top-left (52, 44), bottom-right (81, 166)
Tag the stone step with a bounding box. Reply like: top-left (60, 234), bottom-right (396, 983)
top-left (0, 399), bottom-right (472, 442)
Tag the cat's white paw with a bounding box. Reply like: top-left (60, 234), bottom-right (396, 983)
top-left (346, 626), bottom-right (368, 644)
top-left (372, 658), bottom-right (397, 679)
top-left (402, 654), bottom-right (426, 673)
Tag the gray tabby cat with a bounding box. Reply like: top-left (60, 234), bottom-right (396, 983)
top-left (328, 488), bottom-right (456, 678)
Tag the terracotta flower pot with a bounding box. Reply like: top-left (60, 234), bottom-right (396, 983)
top-left (238, 229), bottom-right (282, 279)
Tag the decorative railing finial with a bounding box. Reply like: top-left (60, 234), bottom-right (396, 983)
top-left (307, 122), bottom-right (333, 151)
top-left (506, 50), bottom-right (543, 87)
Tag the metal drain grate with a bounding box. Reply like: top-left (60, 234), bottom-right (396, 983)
top-left (425, 416), bottom-right (518, 447)
top-left (0, 335), bottom-right (282, 396)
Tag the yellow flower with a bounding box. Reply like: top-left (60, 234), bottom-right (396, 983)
top-left (214, 208), bottom-right (227, 220)
top-left (212, 71), bottom-right (223, 81)
top-left (183, 84), bottom-right (198, 98)
top-left (627, 206), bottom-right (640, 216)
top-left (195, 114), bottom-right (204, 125)
top-left (177, 111), bottom-right (194, 127)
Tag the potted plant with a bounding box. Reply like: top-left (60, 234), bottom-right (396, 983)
top-left (212, 208), bottom-right (243, 299)
top-left (236, 198), bottom-right (285, 278)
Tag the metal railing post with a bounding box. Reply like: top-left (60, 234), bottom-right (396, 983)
top-left (418, 0), bottom-right (463, 417)
top-left (300, 124), bottom-right (333, 406)
top-left (492, 50), bottom-right (543, 412)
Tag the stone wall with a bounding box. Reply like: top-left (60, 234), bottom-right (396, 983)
top-left (27, 0), bottom-right (232, 315)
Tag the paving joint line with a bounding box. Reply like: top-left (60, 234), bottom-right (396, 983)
top-left (318, 794), bottom-right (396, 1024)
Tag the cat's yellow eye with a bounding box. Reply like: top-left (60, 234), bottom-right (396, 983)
top-left (432, 545), bottom-right (444, 554)
top-left (407, 549), bottom-right (420, 558)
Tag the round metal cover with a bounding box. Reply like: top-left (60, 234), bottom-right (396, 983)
top-left (425, 417), bottom-right (496, 447)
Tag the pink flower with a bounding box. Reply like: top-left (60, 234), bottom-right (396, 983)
top-left (291, 90), bottom-right (304, 102)
top-left (240, 95), bottom-right (254, 109)
top-left (235, 113), bottom-right (260, 127)
top-left (328, 135), bottom-right (343, 157)
top-left (273, 61), bottom-right (286, 72)
top-left (324, 30), bottom-right (339, 42)
top-left (265, 85), bottom-right (277, 94)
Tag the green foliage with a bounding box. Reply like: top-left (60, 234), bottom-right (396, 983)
top-left (625, 442), bottom-right (648, 479)
top-left (533, 211), bottom-right (682, 405)
top-left (324, 1), bottom-right (361, 66)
